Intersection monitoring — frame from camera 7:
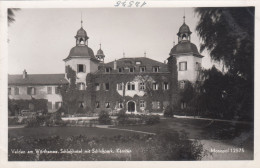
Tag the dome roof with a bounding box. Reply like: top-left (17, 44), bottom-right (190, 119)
top-left (177, 23), bottom-right (192, 35)
top-left (170, 41), bottom-right (203, 57)
top-left (97, 49), bottom-right (104, 55)
top-left (76, 27), bottom-right (88, 37)
top-left (64, 46), bottom-right (97, 61)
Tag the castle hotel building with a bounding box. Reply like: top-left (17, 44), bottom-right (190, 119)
top-left (8, 17), bottom-right (203, 114)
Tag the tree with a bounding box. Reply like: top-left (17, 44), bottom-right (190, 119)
top-left (195, 7), bottom-right (254, 120)
top-left (8, 8), bottom-right (20, 26)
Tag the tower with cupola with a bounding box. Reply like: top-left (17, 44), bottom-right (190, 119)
top-left (63, 20), bottom-right (100, 89)
top-left (168, 16), bottom-right (204, 83)
top-left (95, 43), bottom-right (105, 63)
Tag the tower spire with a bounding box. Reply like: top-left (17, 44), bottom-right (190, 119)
top-left (144, 51), bottom-right (146, 57)
top-left (123, 50), bottom-right (125, 58)
top-left (183, 9), bottom-right (186, 23)
top-left (99, 43), bottom-right (101, 49)
top-left (81, 12), bottom-right (83, 27)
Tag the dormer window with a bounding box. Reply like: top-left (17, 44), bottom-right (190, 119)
top-left (140, 66), bottom-right (146, 72)
top-left (105, 67), bottom-right (111, 73)
top-left (153, 66), bottom-right (159, 72)
top-left (129, 67), bottom-right (134, 73)
top-left (135, 61), bottom-right (141, 65)
top-left (77, 64), bottom-right (86, 73)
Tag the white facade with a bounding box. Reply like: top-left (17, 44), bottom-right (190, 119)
top-left (65, 58), bottom-right (99, 85)
top-left (8, 85), bottom-right (62, 112)
top-left (176, 55), bottom-right (202, 82)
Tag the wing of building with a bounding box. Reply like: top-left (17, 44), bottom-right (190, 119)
top-left (8, 16), bottom-right (203, 115)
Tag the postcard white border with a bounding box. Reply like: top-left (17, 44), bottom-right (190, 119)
top-left (0, 0), bottom-right (259, 168)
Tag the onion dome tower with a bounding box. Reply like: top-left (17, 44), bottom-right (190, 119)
top-left (63, 19), bottom-right (100, 88)
top-left (96, 43), bottom-right (105, 62)
top-left (168, 16), bottom-right (204, 83)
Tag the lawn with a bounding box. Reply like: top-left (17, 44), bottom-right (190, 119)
top-left (8, 127), bottom-right (140, 138)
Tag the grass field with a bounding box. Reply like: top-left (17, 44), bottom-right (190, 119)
top-left (8, 127), bottom-right (139, 138)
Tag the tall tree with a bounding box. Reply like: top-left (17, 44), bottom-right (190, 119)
top-left (195, 7), bottom-right (254, 120)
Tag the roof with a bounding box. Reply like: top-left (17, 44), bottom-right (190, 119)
top-left (8, 74), bottom-right (69, 85)
top-left (96, 57), bottom-right (169, 74)
top-left (177, 23), bottom-right (192, 36)
top-left (170, 41), bottom-right (203, 58)
top-left (64, 46), bottom-right (98, 61)
top-left (76, 27), bottom-right (88, 39)
top-left (97, 49), bottom-right (104, 55)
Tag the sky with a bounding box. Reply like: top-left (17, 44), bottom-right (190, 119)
top-left (8, 8), bottom-right (219, 75)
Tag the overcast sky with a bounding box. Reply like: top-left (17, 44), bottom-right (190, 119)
top-left (8, 8), bottom-right (219, 74)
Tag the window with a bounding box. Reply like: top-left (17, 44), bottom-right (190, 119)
top-left (152, 83), bottom-right (158, 90)
top-left (152, 101), bottom-right (160, 110)
top-left (117, 83), bottom-right (123, 90)
top-left (179, 62), bottom-right (187, 71)
top-left (127, 83), bottom-right (135, 90)
top-left (95, 83), bottom-right (100, 91)
top-left (196, 62), bottom-right (201, 71)
top-left (153, 66), bottom-right (159, 72)
top-left (181, 101), bottom-right (187, 109)
top-left (105, 83), bottom-right (110, 91)
top-left (129, 67), bottom-right (134, 73)
top-left (140, 66), bottom-right (146, 72)
top-left (47, 102), bottom-right (52, 110)
top-left (118, 67), bottom-right (123, 73)
top-left (136, 61), bottom-right (141, 65)
top-left (78, 83), bottom-right (85, 90)
top-left (96, 101), bottom-right (100, 108)
top-left (105, 102), bottom-right (110, 108)
top-left (79, 101), bottom-right (84, 108)
top-left (139, 82), bottom-right (145, 90)
top-left (14, 87), bottom-right (19, 95)
top-left (77, 64), bottom-right (85, 73)
top-left (8, 88), bottom-right (11, 95)
top-left (55, 87), bottom-right (60, 94)
top-left (47, 86), bottom-right (52, 94)
top-left (118, 102), bottom-right (123, 109)
top-left (55, 102), bottom-right (62, 109)
top-left (180, 81), bottom-right (185, 89)
top-left (105, 67), bottom-right (111, 73)
top-left (140, 100), bottom-right (145, 108)
top-left (163, 82), bottom-right (169, 90)
top-left (27, 87), bottom-right (36, 95)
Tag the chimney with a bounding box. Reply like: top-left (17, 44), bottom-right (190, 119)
top-left (113, 59), bottom-right (117, 70)
top-left (23, 69), bottom-right (27, 79)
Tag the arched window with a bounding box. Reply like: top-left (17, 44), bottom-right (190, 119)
top-left (182, 34), bottom-right (187, 40)
top-left (79, 38), bottom-right (84, 45)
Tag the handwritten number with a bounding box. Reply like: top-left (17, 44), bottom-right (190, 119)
top-left (114, 1), bottom-right (121, 7)
top-left (141, 1), bottom-right (146, 7)
top-left (128, 1), bottom-right (134, 7)
top-left (122, 1), bottom-right (126, 7)
top-left (115, 1), bottom-right (146, 8)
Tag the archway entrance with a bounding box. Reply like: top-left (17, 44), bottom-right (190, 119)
top-left (128, 101), bottom-right (135, 113)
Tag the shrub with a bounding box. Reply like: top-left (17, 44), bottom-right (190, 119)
top-left (116, 109), bottom-right (129, 125)
top-left (144, 115), bottom-right (160, 125)
top-left (164, 106), bottom-right (174, 118)
top-left (98, 111), bottom-right (111, 125)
